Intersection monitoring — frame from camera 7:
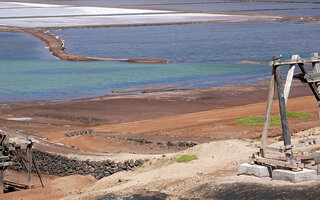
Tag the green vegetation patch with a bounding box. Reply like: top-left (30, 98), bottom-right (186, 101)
top-left (235, 116), bottom-right (281, 126)
top-left (175, 155), bottom-right (199, 163)
top-left (236, 111), bottom-right (312, 126)
top-left (287, 111), bottom-right (312, 119)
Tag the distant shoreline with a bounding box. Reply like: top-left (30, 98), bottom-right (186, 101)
top-left (0, 2), bottom-right (299, 63)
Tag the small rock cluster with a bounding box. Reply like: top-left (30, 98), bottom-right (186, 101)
top-left (166, 141), bottom-right (197, 147)
top-left (10, 149), bottom-right (146, 179)
top-left (64, 129), bottom-right (94, 137)
top-left (127, 138), bottom-right (153, 144)
top-left (125, 138), bottom-right (197, 148)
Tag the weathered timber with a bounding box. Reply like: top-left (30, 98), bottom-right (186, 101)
top-left (312, 52), bottom-right (320, 118)
top-left (304, 73), bottom-right (320, 83)
top-left (260, 69), bottom-right (275, 156)
top-left (284, 55), bottom-right (298, 104)
top-left (272, 57), bottom-right (320, 66)
top-left (257, 53), bottom-right (320, 169)
top-left (32, 154), bottom-right (44, 188)
top-left (4, 180), bottom-right (28, 191)
top-left (274, 65), bottom-right (291, 148)
top-left (252, 157), bottom-right (303, 171)
top-left (27, 144), bottom-right (32, 188)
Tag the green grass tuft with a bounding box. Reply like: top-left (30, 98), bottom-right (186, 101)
top-left (175, 155), bottom-right (199, 163)
top-left (236, 111), bottom-right (312, 126)
top-left (235, 116), bottom-right (281, 126)
top-left (235, 116), bottom-right (264, 126)
top-left (287, 111), bottom-right (312, 119)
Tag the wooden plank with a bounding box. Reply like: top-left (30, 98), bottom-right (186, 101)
top-left (0, 162), bottom-right (14, 167)
top-left (0, 135), bottom-right (5, 145)
top-left (32, 153), bottom-right (44, 188)
top-left (258, 145), bottom-right (285, 153)
top-left (284, 55), bottom-right (298, 104)
top-left (0, 156), bottom-right (10, 162)
top-left (0, 168), bottom-right (3, 194)
top-left (312, 52), bottom-right (320, 118)
top-left (0, 150), bottom-right (3, 194)
top-left (260, 69), bottom-right (275, 154)
top-left (274, 66), bottom-right (291, 146)
top-left (272, 57), bottom-right (320, 66)
top-left (304, 73), bottom-right (320, 83)
top-left (4, 180), bottom-right (28, 190)
top-left (27, 145), bottom-right (32, 189)
top-left (252, 157), bottom-right (303, 171)
top-left (274, 65), bottom-right (292, 161)
top-left (299, 63), bottom-right (320, 101)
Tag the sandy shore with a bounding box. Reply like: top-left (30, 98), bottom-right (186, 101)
top-left (0, 80), bottom-right (319, 154)
top-left (1, 80), bottom-right (320, 199)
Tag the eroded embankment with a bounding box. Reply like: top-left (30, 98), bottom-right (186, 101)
top-left (21, 28), bottom-right (167, 63)
top-left (9, 149), bottom-right (146, 179)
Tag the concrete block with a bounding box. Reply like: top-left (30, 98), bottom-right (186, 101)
top-left (272, 168), bottom-right (317, 183)
top-left (238, 163), bottom-right (270, 177)
top-left (314, 151), bottom-right (320, 164)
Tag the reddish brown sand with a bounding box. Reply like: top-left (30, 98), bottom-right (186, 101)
top-left (0, 80), bottom-right (319, 154)
top-left (1, 81), bottom-right (320, 199)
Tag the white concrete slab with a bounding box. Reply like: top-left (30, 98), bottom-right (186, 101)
top-left (239, 163), bottom-right (271, 177)
top-left (272, 169), bottom-right (317, 183)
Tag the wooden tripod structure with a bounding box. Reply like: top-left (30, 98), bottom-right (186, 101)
top-left (0, 133), bottom-right (44, 194)
top-left (252, 52), bottom-right (320, 171)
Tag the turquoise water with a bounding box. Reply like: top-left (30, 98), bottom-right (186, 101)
top-left (0, 59), bottom-right (269, 101)
top-left (1, 0), bottom-right (320, 102)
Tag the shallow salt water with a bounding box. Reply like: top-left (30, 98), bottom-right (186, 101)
top-left (55, 22), bottom-right (320, 63)
top-left (0, 0), bottom-right (320, 102)
top-left (0, 58), bottom-right (270, 102)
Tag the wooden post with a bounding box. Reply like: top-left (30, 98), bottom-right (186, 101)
top-left (274, 65), bottom-right (292, 160)
top-left (0, 147), bottom-right (3, 194)
top-left (260, 69), bottom-right (275, 156)
top-left (32, 154), bottom-right (44, 188)
top-left (27, 144), bottom-right (32, 189)
top-left (284, 55), bottom-right (298, 104)
top-left (311, 52), bottom-right (320, 118)
top-left (0, 168), bottom-right (3, 194)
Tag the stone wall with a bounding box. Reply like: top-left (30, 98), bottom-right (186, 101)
top-left (10, 149), bottom-right (146, 179)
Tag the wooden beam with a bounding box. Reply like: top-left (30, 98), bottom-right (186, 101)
top-left (258, 145), bottom-right (285, 153)
top-left (0, 135), bottom-right (5, 146)
top-left (32, 154), bottom-right (44, 188)
top-left (260, 69), bottom-right (275, 156)
top-left (299, 63), bottom-right (320, 101)
top-left (312, 52), bottom-right (320, 118)
top-left (272, 57), bottom-right (320, 66)
top-left (27, 145), bottom-right (32, 189)
top-left (0, 150), bottom-right (3, 194)
top-left (0, 168), bottom-right (3, 194)
top-left (304, 73), bottom-right (320, 83)
top-left (274, 66), bottom-right (291, 146)
top-left (274, 65), bottom-right (292, 161)
top-left (284, 55), bottom-right (298, 104)
top-left (252, 157), bottom-right (303, 171)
